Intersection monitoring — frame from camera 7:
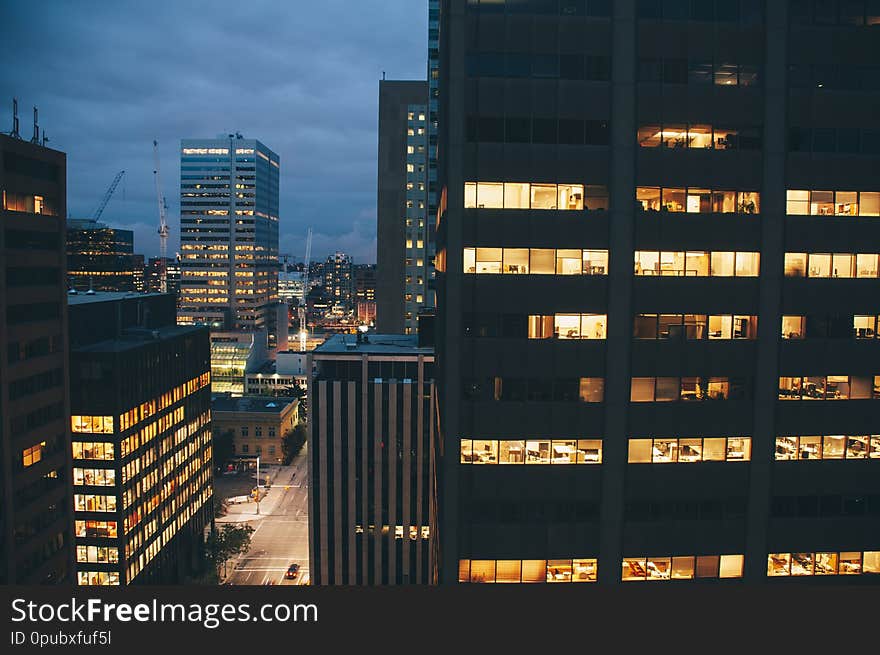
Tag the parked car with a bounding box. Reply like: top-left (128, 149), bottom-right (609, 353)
top-left (285, 563), bottom-right (300, 579)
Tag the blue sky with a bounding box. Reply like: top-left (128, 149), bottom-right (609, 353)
top-left (0, 0), bottom-right (427, 263)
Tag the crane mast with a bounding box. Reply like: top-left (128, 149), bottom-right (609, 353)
top-left (153, 140), bottom-right (170, 293)
top-left (298, 227), bottom-right (313, 352)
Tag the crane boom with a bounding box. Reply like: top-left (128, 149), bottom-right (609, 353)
top-left (153, 140), bottom-right (170, 293)
top-left (92, 170), bottom-right (125, 221)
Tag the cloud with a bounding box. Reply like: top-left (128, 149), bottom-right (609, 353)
top-left (0, 0), bottom-right (426, 262)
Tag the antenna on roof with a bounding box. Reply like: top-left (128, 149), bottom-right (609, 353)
top-left (382, 71), bottom-right (386, 80)
top-left (31, 106), bottom-right (39, 144)
top-left (10, 98), bottom-right (20, 139)
top-left (41, 129), bottom-right (49, 147)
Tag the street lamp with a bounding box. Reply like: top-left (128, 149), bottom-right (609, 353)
top-left (255, 456), bottom-right (261, 515)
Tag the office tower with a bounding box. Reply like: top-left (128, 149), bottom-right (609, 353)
top-left (323, 251), bottom-right (354, 312)
top-left (211, 395), bottom-right (300, 466)
top-left (66, 218), bottom-right (136, 292)
top-left (308, 333), bottom-right (436, 584)
top-left (427, 0), bottom-right (441, 307)
top-left (68, 292), bottom-right (213, 585)
top-left (146, 256), bottom-right (181, 298)
top-left (354, 263), bottom-right (377, 324)
top-left (177, 135), bottom-right (280, 338)
top-left (132, 254), bottom-right (145, 292)
top-left (0, 133), bottom-right (74, 584)
top-left (436, 0), bottom-right (880, 585)
top-left (377, 81), bottom-right (431, 334)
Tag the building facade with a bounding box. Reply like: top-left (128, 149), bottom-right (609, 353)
top-left (0, 133), bottom-right (74, 584)
top-left (211, 396), bottom-right (299, 466)
top-left (377, 81), bottom-right (432, 334)
top-left (66, 219), bottom-right (136, 292)
top-left (308, 333), bottom-right (436, 584)
top-left (177, 135), bottom-right (280, 340)
top-left (209, 330), bottom-right (268, 396)
top-left (436, 0), bottom-right (880, 585)
top-left (68, 292), bottom-right (213, 585)
top-left (145, 256), bottom-right (181, 299)
top-left (324, 251), bottom-right (354, 313)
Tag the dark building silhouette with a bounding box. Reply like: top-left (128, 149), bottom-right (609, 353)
top-left (436, 0), bottom-right (880, 585)
top-left (0, 133), bottom-right (74, 584)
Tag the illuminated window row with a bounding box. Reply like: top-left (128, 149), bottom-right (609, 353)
top-left (628, 437), bottom-right (751, 463)
top-left (73, 467), bottom-right (115, 487)
top-left (775, 435), bottom-right (880, 460)
top-left (634, 313), bottom-right (757, 339)
top-left (778, 376), bottom-right (880, 400)
top-left (528, 314), bottom-right (607, 339)
top-left (637, 187), bottom-right (760, 213)
top-left (458, 559), bottom-right (597, 583)
top-left (77, 571), bottom-right (119, 586)
top-left (635, 250), bottom-right (760, 276)
top-left (352, 525), bottom-right (431, 540)
top-left (783, 252), bottom-right (880, 278)
top-left (781, 314), bottom-right (880, 340)
top-left (786, 190), bottom-right (880, 216)
top-left (638, 123), bottom-right (760, 150)
top-left (463, 247), bottom-right (608, 275)
top-left (631, 377), bottom-right (747, 402)
top-left (74, 493), bottom-right (117, 513)
top-left (75, 520), bottom-right (117, 539)
top-left (464, 182), bottom-right (609, 210)
top-left (71, 415), bottom-right (113, 434)
top-left (623, 555), bottom-right (744, 581)
top-left (460, 439), bottom-right (602, 464)
top-left (768, 551), bottom-right (880, 577)
top-left (72, 441), bottom-right (114, 461)
top-left (76, 545), bottom-right (119, 564)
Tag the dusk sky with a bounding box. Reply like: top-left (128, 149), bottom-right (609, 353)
top-left (0, 0), bottom-right (427, 263)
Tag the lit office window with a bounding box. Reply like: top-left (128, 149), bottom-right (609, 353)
top-left (786, 190), bottom-right (880, 216)
top-left (634, 314), bottom-right (757, 339)
top-left (784, 252), bottom-right (880, 278)
top-left (464, 248), bottom-right (609, 275)
top-left (22, 442), bottom-right (46, 468)
top-left (778, 375), bottom-right (878, 400)
top-left (774, 435), bottom-right (878, 460)
top-left (630, 377), bottom-right (747, 401)
top-left (460, 438), bottom-right (602, 464)
top-left (458, 559), bottom-right (597, 583)
top-left (768, 551), bottom-right (879, 577)
top-left (465, 181), bottom-right (608, 210)
top-left (637, 187), bottom-right (759, 213)
top-left (71, 416), bottom-right (114, 434)
top-left (628, 437), bottom-right (751, 463)
top-left (623, 555), bottom-right (743, 581)
top-left (72, 442), bottom-right (115, 461)
top-left (634, 250), bottom-right (759, 276)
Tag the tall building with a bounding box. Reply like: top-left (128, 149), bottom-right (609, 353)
top-left (146, 256), bottom-right (181, 298)
top-left (377, 81), bottom-right (431, 334)
top-left (68, 292), bottom-right (213, 585)
top-left (308, 332), bottom-right (437, 585)
top-left (177, 135), bottom-right (280, 339)
top-left (323, 251), bottom-right (354, 312)
top-left (436, 0), bottom-right (880, 585)
top-left (427, 0), bottom-right (441, 308)
top-left (66, 218), bottom-right (136, 292)
top-left (132, 254), bottom-right (145, 292)
top-left (0, 133), bottom-right (73, 584)
top-left (354, 263), bottom-right (377, 325)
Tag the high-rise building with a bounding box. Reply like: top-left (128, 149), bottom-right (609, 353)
top-left (132, 254), bottom-right (145, 292)
top-left (66, 218), bottom-right (136, 292)
top-left (68, 292), bottom-right (213, 585)
top-left (0, 133), bottom-right (74, 584)
top-left (323, 251), bottom-right (354, 312)
top-left (177, 135), bottom-right (280, 339)
top-left (377, 81), bottom-right (431, 334)
top-left (308, 332), bottom-right (436, 584)
top-left (146, 256), bottom-right (181, 298)
top-left (436, 0), bottom-right (880, 585)
top-left (427, 0), bottom-right (441, 308)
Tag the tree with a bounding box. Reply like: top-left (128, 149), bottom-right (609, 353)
top-left (282, 423), bottom-right (307, 464)
top-left (214, 495), bottom-right (229, 518)
top-left (205, 523), bottom-right (254, 581)
top-left (213, 428), bottom-right (235, 473)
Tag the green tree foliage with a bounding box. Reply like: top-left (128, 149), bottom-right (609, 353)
top-left (205, 523), bottom-right (255, 575)
top-left (282, 423), bottom-right (308, 464)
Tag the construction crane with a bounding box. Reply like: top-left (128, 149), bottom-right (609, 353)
top-left (92, 170), bottom-right (125, 222)
top-left (298, 227), bottom-right (313, 352)
top-left (152, 140), bottom-right (170, 293)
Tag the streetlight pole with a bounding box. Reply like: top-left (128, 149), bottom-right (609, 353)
top-left (255, 455), bottom-right (261, 515)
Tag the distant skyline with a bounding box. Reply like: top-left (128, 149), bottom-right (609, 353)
top-left (0, 0), bottom-right (427, 264)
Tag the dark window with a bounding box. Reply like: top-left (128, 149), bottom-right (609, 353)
top-left (560, 0), bottom-right (586, 14)
top-left (532, 54), bottom-right (559, 78)
top-left (837, 128), bottom-right (860, 153)
top-left (585, 55), bottom-right (610, 80)
top-left (663, 58), bottom-right (688, 84)
top-left (559, 54), bottom-right (585, 79)
top-left (714, 0), bottom-right (740, 21)
top-left (739, 126), bottom-right (763, 150)
top-left (789, 127), bottom-right (812, 152)
top-left (862, 129), bottom-right (880, 154)
top-left (788, 64), bottom-right (812, 87)
top-left (840, 0), bottom-right (866, 24)
top-left (663, 0), bottom-right (689, 19)
top-left (813, 0), bottom-right (837, 24)
top-left (478, 117), bottom-right (505, 142)
top-left (506, 53), bottom-right (531, 77)
top-left (585, 120), bottom-right (610, 145)
top-left (638, 58), bottom-right (663, 82)
top-left (812, 128), bottom-right (837, 152)
top-left (741, 0), bottom-right (764, 22)
top-left (638, 0), bottom-right (662, 18)
top-left (501, 314), bottom-right (527, 337)
top-left (587, 0), bottom-right (611, 15)
top-left (688, 61), bottom-right (713, 84)
top-left (559, 119), bottom-right (585, 144)
top-left (690, 0), bottom-right (714, 20)
top-left (506, 117), bottom-right (531, 143)
top-left (532, 118), bottom-right (558, 144)
top-left (789, 0), bottom-right (811, 23)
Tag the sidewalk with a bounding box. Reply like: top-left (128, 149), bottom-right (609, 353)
top-left (215, 465), bottom-right (298, 524)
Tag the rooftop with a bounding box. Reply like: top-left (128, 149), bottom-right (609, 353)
top-left (67, 290), bottom-right (168, 305)
top-left (314, 333), bottom-right (433, 356)
top-left (212, 395), bottom-right (298, 414)
top-left (70, 325), bottom-right (206, 353)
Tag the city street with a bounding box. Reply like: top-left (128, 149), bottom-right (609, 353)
top-left (218, 444), bottom-right (310, 586)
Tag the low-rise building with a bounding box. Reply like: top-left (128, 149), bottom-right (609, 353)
top-left (211, 396), bottom-right (300, 466)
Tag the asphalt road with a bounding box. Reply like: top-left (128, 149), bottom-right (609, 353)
top-left (225, 444), bottom-right (310, 586)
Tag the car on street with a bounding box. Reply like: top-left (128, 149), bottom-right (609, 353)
top-left (285, 563), bottom-right (300, 579)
